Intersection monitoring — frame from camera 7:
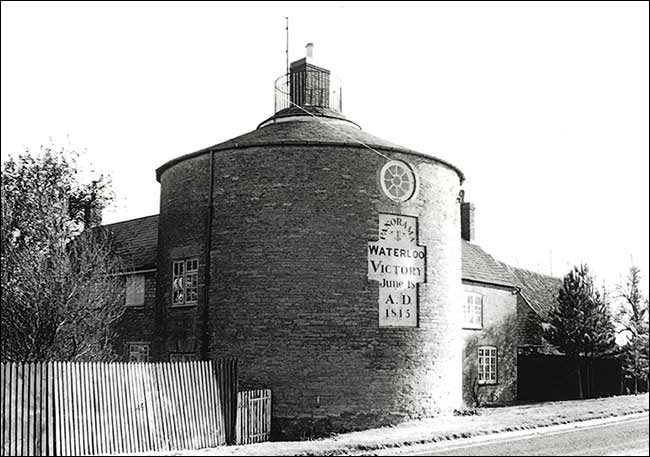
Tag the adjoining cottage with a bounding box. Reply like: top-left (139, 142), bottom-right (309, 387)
top-left (458, 202), bottom-right (562, 405)
top-left (100, 47), bottom-right (564, 434)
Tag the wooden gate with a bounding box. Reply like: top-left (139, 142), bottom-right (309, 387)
top-left (236, 389), bottom-right (271, 445)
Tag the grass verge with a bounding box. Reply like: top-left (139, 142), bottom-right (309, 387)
top-left (147, 393), bottom-right (649, 456)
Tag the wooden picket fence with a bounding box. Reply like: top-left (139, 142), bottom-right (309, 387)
top-left (235, 389), bottom-right (271, 445)
top-left (1, 359), bottom-right (239, 456)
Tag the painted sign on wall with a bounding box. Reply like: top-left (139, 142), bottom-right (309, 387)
top-left (368, 214), bottom-right (426, 327)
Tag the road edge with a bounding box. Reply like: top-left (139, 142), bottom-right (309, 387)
top-left (360, 411), bottom-right (650, 456)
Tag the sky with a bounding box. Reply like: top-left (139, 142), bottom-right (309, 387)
top-left (1, 1), bottom-right (649, 293)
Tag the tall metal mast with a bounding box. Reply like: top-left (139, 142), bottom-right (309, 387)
top-left (284, 16), bottom-right (289, 78)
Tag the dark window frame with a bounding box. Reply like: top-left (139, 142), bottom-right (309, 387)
top-left (171, 258), bottom-right (199, 307)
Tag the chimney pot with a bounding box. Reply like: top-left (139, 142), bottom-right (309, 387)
top-left (289, 44), bottom-right (331, 110)
top-left (306, 43), bottom-right (314, 59)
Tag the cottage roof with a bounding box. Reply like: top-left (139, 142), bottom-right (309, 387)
top-left (461, 240), bottom-right (516, 288)
top-left (502, 263), bottom-right (562, 318)
top-left (101, 214), bottom-right (159, 271)
top-left (99, 215), bottom-right (561, 318)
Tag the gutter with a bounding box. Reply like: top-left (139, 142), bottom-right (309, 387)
top-left (110, 268), bottom-right (157, 277)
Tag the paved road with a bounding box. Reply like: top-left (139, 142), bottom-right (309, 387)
top-left (402, 415), bottom-right (649, 456)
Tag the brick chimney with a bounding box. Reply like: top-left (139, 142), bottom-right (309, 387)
top-left (461, 202), bottom-right (475, 242)
top-left (289, 43), bottom-right (331, 108)
top-left (83, 203), bottom-right (103, 228)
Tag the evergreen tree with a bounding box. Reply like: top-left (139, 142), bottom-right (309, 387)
top-left (544, 264), bottom-right (617, 398)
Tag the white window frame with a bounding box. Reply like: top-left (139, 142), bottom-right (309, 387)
top-left (125, 274), bottom-right (145, 308)
top-left (128, 342), bottom-right (150, 362)
top-left (478, 346), bottom-right (498, 385)
top-left (171, 258), bottom-right (199, 307)
top-left (463, 292), bottom-right (483, 329)
top-left (169, 352), bottom-right (196, 362)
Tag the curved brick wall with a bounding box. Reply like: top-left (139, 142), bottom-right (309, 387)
top-left (156, 118), bottom-right (464, 435)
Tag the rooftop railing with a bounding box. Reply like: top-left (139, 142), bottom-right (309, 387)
top-left (274, 70), bottom-right (343, 114)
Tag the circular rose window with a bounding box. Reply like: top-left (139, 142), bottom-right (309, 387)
top-left (380, 160), bottom-right (417, 202)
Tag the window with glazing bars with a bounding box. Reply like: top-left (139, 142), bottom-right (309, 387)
top-left (169, 352), bottom-right (196, 362)
top-left (463, 293), bottom-right (483, 329)
top-left (172, 258), bottom-right (199, 306)
top-left (128, 342), bottom-right (150, 362)
top-left (478, 346), bottom-right (497, 385)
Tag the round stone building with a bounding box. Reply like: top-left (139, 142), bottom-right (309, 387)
top-left (154, 51), bottom-right (465, 435)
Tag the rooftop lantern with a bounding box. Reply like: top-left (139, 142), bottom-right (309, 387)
top-left (274, 43), bottom-right (343, 114)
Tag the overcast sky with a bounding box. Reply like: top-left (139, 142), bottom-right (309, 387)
top-left (2, 1), bottom-right (648, 292)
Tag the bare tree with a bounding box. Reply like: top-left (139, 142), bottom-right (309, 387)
top-left (616, 266), bottom-right (650, 394)
top-left (1, 146), bottom-right (125, 362)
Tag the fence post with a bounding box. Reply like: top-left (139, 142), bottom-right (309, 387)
top-left (231, 359), bottom-right (238, 446)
